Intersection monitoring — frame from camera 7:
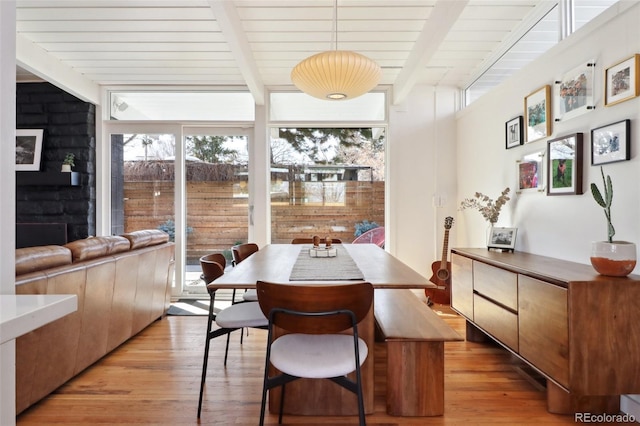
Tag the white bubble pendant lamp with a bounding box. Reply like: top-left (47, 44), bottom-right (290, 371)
top-left (291, 50), bottom-right (382, 100)
top-left (291, 1), bottom-right (381, 100)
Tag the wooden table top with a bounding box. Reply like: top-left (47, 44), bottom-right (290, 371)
top-left (211, 243), bottom-right (434, 289)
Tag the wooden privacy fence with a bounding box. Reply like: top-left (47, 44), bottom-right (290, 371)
top-left (124, 180), bottom-right (384, 263)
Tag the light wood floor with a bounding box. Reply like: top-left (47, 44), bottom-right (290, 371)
top-left (17, 305), bottom-right (591, 425)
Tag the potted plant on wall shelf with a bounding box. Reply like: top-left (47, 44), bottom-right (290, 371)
top-left (62, 153), bottom-right (75, 172)
top-left (590, 166), bottom-right (636, 276)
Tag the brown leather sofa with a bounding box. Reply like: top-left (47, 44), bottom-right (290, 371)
top-left (14, 229), bottom-right (175, 414)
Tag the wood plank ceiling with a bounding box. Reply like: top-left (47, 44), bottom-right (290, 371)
top-left (14, 0), bottom-right (616, 105)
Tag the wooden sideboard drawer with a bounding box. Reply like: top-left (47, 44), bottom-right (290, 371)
top-left (518, 275), bottom-right (569, 388)
top-left (473, 294), bottom-right (518, 352)
top-left (451, 254), bottom-right (473, 319)
top-left (473, 261), bottom-right (518, 311)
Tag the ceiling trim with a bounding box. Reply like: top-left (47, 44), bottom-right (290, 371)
top-left (207, 0), bottom-right (265, 105)
top-left (16, 33), bottom-right (100, 104)
top-left (392, 0), bottom-right (468, 105)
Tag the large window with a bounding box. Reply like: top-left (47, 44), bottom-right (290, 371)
top-left (109, 91), bottom-right (255, 121)
top-left (268, 90), bottom-right (387, 245)
top-left (270, 92), bottom-right (386, 122)
top-left (269, 127), bottom-right (385, 244)
top-left (104, 88), bottom-right (388, 295)
top-left (465, 0), bottom-right (619, 105)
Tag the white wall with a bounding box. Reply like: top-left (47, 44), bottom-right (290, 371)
top-left (389, 85), bottom-right (458, 277)
top-left (456, 1), bottom-right (640, 272)
top-left (0, 3), bottom-right (17, 425)
top-left (455, 2), bottom-right (640, 416)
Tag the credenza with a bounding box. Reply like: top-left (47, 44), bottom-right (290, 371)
top-left (450, 248), bottom-right (640, 414)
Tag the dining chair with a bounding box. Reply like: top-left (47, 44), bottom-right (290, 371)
top-left (290, 237), bottom-right (342, 244)
top-left (255, 280), bottom-right (373, 426)
top-left (199, 252), bottom-right (227, 283)
top-left (231, 242), bottom-right (259, 266)
top-left (197, 255), bottom-right (268, 419)
top-left (200, 252), bottom-right (247, 303)
top-left (231, 243), bottom-right (260, 301)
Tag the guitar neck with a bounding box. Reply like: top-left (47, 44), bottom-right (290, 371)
top-left (440, 229), bottom-right (450, 269)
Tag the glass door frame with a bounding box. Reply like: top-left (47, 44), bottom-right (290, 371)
top-left (101, 122), bottom-right (253, 297)
top-left (182, 126), bottom-right (253, 296)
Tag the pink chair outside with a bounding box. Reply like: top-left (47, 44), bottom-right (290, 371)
top-left (352, 226), bottom-right (385, 248)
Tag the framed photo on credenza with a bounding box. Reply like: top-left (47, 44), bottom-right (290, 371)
top-left (488, 227), bottom-right (517, 251)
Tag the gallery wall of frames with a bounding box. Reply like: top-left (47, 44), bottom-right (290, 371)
top-left (507, 55), bottom-right (637, 198)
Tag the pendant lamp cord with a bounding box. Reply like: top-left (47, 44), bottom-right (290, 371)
top-left (331, 0), bottom-right (338, 51)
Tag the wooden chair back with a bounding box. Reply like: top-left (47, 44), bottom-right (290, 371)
top-left (232, 243), bottom-right (259, 265)
top-left (199, 254), bottom-right (225, 284)
top-left (200, 253), bottom-right (226, 270)
top-left (256, 281), bottom-right (373, 334)
top-left (290, 238), bottom-right (342, 244)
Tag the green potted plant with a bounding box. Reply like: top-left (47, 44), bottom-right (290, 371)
top-left (62, 152), bottom-right (75, 172)
top-left (589, 166), bottom-right (636, 276)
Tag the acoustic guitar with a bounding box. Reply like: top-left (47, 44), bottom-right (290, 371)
top-left (425, 216), bottom-right (454, 305)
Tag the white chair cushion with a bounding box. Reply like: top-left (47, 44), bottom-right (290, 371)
top-left (270, 334), bottom-right (368, 379)
top-left (242, 289), bottom-right (258, 301)
top-left (216, 302), bottom-right (267, 328)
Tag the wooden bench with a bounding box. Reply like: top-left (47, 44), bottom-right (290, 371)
top-left (374, 289), bottom-right (463, 416)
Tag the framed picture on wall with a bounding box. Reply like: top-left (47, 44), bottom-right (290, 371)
top-left (554, 61), bottom-right (595, 122)
top-left (505, 116), bottom-right (523, 149)
top-left (516, 150), bottom-right (545, 193)
top-left (488, 227), bottom-right (517, 250)
top-left (591, 119), bottom-right (631, 165)
top-left (16, 129), bottom-right (44, 171)
top-left (547, 133), bottom-right (583, 196)
top-left (605, 54), bottom-right (640, 106)
top-left (524, 85), bottom-right (551, 143)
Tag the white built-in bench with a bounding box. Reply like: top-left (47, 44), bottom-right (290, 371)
top-left (374, 289), bottom-right (463, 416)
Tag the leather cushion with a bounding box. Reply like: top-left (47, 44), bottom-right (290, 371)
top-left (15, 245), bottom-right (72, 276)
top-left (64, 236), bottom-right (131, 262)
top-left (122, 229), bottom-right (170, 250)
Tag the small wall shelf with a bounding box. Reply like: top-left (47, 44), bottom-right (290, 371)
top-left (16, 171), bottom-right (80, 186)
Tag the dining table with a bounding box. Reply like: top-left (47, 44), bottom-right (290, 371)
top-left (208, 243), bottom-right (435, 416)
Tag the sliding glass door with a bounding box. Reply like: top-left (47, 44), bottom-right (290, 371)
top-left (110, 132), bottom-right (177, 236)
top-left (107, 124), bottom-right (251, 297)
top-left (182, 127), bottom-right (250, 295)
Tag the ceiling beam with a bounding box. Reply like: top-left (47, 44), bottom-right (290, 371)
top-left (392, 0), bottom-right (468, 105)
top-left (16, 33), bottom-right (100, 105)
top-left (208, 0), bottom-right (265, 105)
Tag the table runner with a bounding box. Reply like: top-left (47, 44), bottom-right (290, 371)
top-left (289, 245), bottom-right (365, 281)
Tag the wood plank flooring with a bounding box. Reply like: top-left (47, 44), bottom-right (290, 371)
top-left (16, 305), bottom-right (593, 425)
